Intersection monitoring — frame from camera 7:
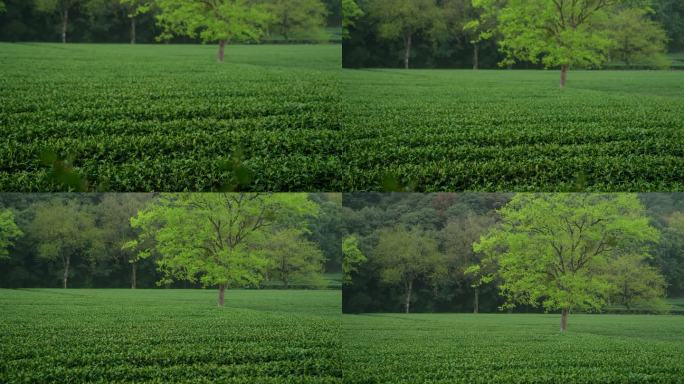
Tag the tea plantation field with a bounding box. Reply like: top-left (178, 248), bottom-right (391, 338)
top-left (342, 313), bottom-right (684, 383)
top-left (0, 43), bottom-right (340, 191)
top-left (0, 289), bottom-right (341, 383)
top-left (342, 69), bottom-right (684, 191)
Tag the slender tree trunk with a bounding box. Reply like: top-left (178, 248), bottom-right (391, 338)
top-left (131, 262), bottom-right (137, 289)
top-left (130, 17), bottom-right (136, 45)
top-left (217, 40), bottom-right (226, 62)
top-left (560, 64), bottom-right (569, 88)
top-left (405, 279), bottom-right (413, 313)
top-left (560, 308), bottom-right (569, 332)
top-left (473, 287), bottom-right (479, 314)
top-left (218, 284), bottom-right (226, 306)
top-left (283, 275), bottom-right (289, 289)
top-left (62, 256), bottom-right (70, 289)
top-left (403, 32), bottom-right (412, 70)
top-left (61, 9), bottom-right (68, 44)
top-left (473, 42), bottom-right (479, 70)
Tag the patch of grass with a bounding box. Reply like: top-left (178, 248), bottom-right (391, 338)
top-left (0, 289), bottom-right (341, 383)
top-left (341, 69), bottom-right (684, 191)
top-left (0, 43), bottom-right (341, 192)
top-left (342, 313), bottom-right (684, 383)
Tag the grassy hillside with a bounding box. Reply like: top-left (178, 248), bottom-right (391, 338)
top-left (343, 313), bottom-right (684, 383)
top-left (0, 289), bottom-right (341, 383)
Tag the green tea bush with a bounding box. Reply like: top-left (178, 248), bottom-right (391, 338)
top-left (0, 289), bottom-right (341, 383)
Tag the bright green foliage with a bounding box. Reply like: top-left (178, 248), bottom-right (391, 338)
top-left (262, 0), bottom-right (328, 42)
top-left (343, 313), bottom-right (684, 383)
top-left (155, 0), bottom-right (270, 45)
top-left (262, 227), bottom-right (326, 288)
top-left (373, 225), bottom-right (445, 312)
top-left (341, 235), bottom-right (365, 284)
top-left (475, 0), bottom-right (648, 85)
top-left (0, 289), bottom-right (342, 383)
top-left (475, 194), bottom-right (661, 316)
top-left (0, 43), bottom-right (340, 192)
top-left (341, 69), bottom-right (684, 191)
top-left (364, 0), bottom-right (445, 68)
top-left (602, 7), bottom-right (671, 68)
top-left (0, 210), bottom-right (22, 260)
top-left (130, 193), bottom-right (318, 292)
top-left (27, 198), bottom-right (104, 288)
top-left (342, 0), bottom-right (363, 39)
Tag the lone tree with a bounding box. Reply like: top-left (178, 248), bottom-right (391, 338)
top-left (475, 194), bottom-right (660, 333)
top-left (34, 0), bottom-right (82, 43)
top-left (262, 0), bottom-right (328, 42)
top-left (373, 225), bottom-right (444, 313)
top-left (0, 210), bottom-right (22, 261)
top-left (130, 193), bottom-right (318, 307)
top-left (476, 0), bottom-right (648, 87)
top-left (119, 0), bottom-right (155, 44)
top-left (365, 0), bottom-right (444, 69)
top-left (28, 198), bottom-right (103, 289)
top-left (155, 0), bottom-right (270, 62)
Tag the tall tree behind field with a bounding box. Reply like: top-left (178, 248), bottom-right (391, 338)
top-left (129, 193), bottom-right (319, 307)
top-left (364, 0), bottom-right (445, 69)
top-left (262, 228), bottom-right (326, 288)
top-left (261, 0), bottom-right (328, 42)
top-left (27, 197), bottom-right (104, 289)
top-left (653, 0), bottom-right (684, 52)
top-left (601, 7), bottom-right (671, 68)
top-left (33, 0), bottom-right (82, 43)
top-left (154, 0), bottom-right (270, 62)
top-left (475, 194), bottom-right (662, 333)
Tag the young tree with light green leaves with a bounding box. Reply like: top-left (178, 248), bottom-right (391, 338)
top-left (0, 210), bottom-right (22, 261)
top-left (28, 198), bottom-right (104, 289)
top-left (342, 234), bottom-right (366, 284)
top-left (373, 225), bottom-right (445, 313)
top-left (129, 193), bottom-right (318, 306)
top-left (602, 7), bottom-right (670, 68)
top-left (262, 0), bottom-right (328, 42)
top-left (342, 0), bottom-right (363, 39)
top-left (475, 194), bottom-right (661, 333)
top-left (262, 228), bottom-right (325, 288)
top-left (155, 0), bottom-right (271, 62)
top-left (365, 0), bottom-right (445, 69)
top-left (474, 0), bottom-right (651, 87)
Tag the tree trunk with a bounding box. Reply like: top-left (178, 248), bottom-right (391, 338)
top-left (403, 32), bottom-right (412, 70)
top-left (473, 42), bottom-right (479, 70)
top-left (283, 275), bottom-right (289, 289)
top-left (560, 308), bottom-right (569, 332)
top-left (473, 287), bottom-right (479, 314)
top-left (131, 262), bottom-right (137, 289)
top-left (61, 9), bottom-right (68, 44)
top-left (130, 17), bottom-right (136, 45)
top-left (560, 64), bottom-right (569, 88)
top-left (62, 256), bottom-right (70, 289)
top-left (218, 284), bottom-right (226, 306)
top-left (217, 40), bottom-right (226, 62)
top-left (405, 279), bottom-right (412, 314)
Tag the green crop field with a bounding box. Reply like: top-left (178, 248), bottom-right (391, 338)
top-left (343, 313), bottom-right (684, 383)
top-left (0, 43), bottom-right (340, 192)
top-left (0, 289), bottom-right (341, 383)
top-left (341, 69), bottom-right (684, 191)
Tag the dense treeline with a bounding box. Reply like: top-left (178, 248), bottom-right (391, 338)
top-left (0, 0), bottom-right (341, 44)
top-left (0, 193), bottom-right (342, 293)
top-left (343, 0), bottom-right (684, 69)
top-left (342, 193), bottom-right (684, 314)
